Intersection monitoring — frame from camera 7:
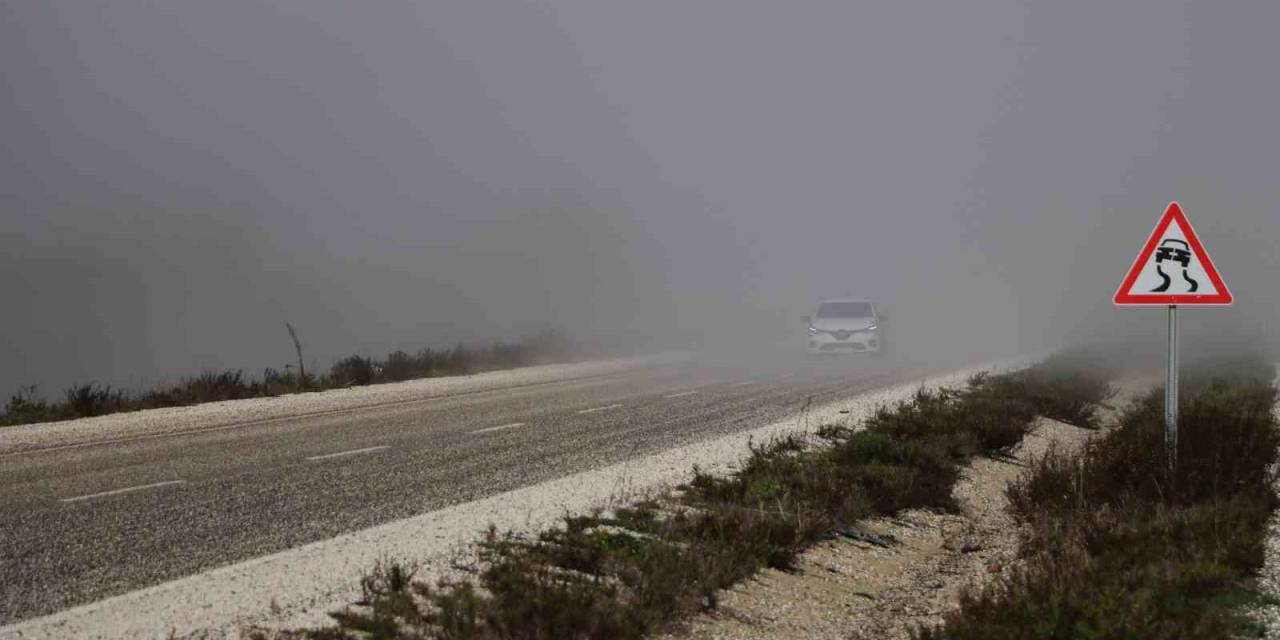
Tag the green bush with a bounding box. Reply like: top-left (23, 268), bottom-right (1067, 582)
top-left (0, 385), bottom-right (52, 426)
top-left (379, 351), bottom-right (421, 382)
top-left (995, 348), bottom-right (1117, 429)
top-left (924, 365), bottom-right (1280, 640)
top-left (329, 355), bottom-right (377, 387)
top-left (62, 384), bottom-right (126, 418)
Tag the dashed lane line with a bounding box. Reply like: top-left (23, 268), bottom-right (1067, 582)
top-left (471, 422), bottom-right (527, 435)
top-left (305, 446), bottom-right (390, 462)
top-left (578, 404), bottom-right (624, 415)
top-left (60, 480), bottom-right (185, 504)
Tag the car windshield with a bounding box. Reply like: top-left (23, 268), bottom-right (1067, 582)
top-left (816, 302), bottom-right (873, 319)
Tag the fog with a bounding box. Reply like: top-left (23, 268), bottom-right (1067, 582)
top-left (3, 1), bottom-right (1277, 397)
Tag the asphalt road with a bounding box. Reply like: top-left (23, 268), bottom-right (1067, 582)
top-left (0, 356), bottom-right (920, 624)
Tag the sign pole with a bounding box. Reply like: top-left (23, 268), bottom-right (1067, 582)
top-left (1114, 202), bottom-right (1232, 473)
top-left (1166, 304), bottom-right (1179, 473)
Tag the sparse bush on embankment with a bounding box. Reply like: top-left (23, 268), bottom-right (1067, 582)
top-left (261, 354), bottom-right (1116, 640)
top-left (0, 329), bottom-right (574, 427)
top-left (918, 356), bottom-right (1278, 640)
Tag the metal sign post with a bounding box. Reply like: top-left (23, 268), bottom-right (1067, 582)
top-left (1166, 305), bottom-right (1178, 472)
top-left (1114, 202), bottom-right (1234, 473)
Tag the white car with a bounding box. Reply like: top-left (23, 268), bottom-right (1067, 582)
top-left (804, 298), bottom-right (884, 356)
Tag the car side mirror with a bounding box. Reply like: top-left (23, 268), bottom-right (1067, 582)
top-left (802, 315), bottom-right (812, 325)
top-left (878, 312), bottom-right (889, 322)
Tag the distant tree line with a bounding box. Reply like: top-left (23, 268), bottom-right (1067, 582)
top-left (1, 328), bottom-right (575, 427)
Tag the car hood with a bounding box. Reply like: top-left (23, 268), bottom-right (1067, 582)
top-left (813, 317), bottom-right (876, 332)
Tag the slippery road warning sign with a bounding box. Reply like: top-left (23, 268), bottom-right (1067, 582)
top-left (1113, 202), bottom-right (1233, 306)
top-left (1114, 201), bottom-right (1233, 473)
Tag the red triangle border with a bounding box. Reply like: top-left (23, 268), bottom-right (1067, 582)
top-left (1113, 202), bottom-right (1233, 306)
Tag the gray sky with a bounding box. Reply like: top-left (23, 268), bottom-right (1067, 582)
top-left (3, 1), bottom-right (1277, 396)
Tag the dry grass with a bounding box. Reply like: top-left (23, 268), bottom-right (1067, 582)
top-left (920, 358), bottom-right (1278, 640)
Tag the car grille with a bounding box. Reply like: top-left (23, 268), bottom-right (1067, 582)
top-left (820, 342), bottom-right (866, 352)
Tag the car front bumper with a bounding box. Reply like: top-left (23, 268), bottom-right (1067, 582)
top-left (807, 330), bottom-right (881, 354)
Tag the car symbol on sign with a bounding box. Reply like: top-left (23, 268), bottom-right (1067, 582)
top-left (1154, 239), bottom-right (1191, 268)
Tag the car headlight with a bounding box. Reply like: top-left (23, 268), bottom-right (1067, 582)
top-left (808, 325), bottom-right (819, 335)
top-left (866, 325), bottom-right (878, 332)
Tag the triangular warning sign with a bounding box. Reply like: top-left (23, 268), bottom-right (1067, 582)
top-left (1114, 202), bottom-right (1233, 306)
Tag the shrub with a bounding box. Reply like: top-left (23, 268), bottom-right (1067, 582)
top-left (380, 351), bottom-right (420, 382)
top-left (924, 363), bottom-right (1280, 640)
top-left (328, 355), bottom-right (379, 387)
top-left (1020, 382), bottom-right (1280, 513)
top-left (147, 370), bottom-right (260, 406)
top-left (975, 349), bottom-right (1117, 430)
top-left (0, 386), bottom-right (53, 426)
top-left (61, 384), bottom-right (126, 418)
top-left (263, 367), bottom-right (310, 394)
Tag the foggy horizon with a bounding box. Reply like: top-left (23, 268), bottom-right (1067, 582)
top-left (4, 0), bottom-right (1278, 399)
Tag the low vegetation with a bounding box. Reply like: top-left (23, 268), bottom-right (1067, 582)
top-left (264, 353), bottom-right (1115, 640)
top-left (0, 330), bottom-right (574, 427)
top-left (920, 356), bottom-right (1278, 639)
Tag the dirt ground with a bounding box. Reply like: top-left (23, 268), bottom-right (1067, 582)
top-left (657, 417), bottom-right (1094, 640)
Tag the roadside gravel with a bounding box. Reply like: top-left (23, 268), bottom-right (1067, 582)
top-left (657, 417), bottom-right (1092, 640)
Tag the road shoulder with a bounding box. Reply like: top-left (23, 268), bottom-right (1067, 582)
top-left (656, 417), bottom-right (1091, 640)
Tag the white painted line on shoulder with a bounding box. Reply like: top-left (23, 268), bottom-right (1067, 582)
top-left (60, 480), bottom-right (185, 503)
top-left (305, 445), bottom-right (390, 462)
top-left (727, 380), bottom-right (757, 388)
top-left (471, 422), bottom-right (526, 435)
top-left (578, 404), bottom-right (624, 415)
top-left (664, 391), bottom-right (699, 399)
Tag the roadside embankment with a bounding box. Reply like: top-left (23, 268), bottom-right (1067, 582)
top-left (922, 353), bottom-right (1278, 639)
top-left (663, 416), bottom-right (1092, 640)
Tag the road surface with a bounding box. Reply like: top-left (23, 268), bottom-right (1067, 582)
top-left (0, 355), bottom-right (925, 626)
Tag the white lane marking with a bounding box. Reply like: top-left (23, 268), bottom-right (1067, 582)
top-left (60, 480), bottom-right (185, 503)
top-left (578, 404), bottom-right (624, 415)
top-left (665, 391), bottom-right (699, 399)
top-left (471, 422), bottom-right (526, 435)
top-left (727, 380), bottom-right (757, 388)
top-left (305, 445), bottom-right (390, 462)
